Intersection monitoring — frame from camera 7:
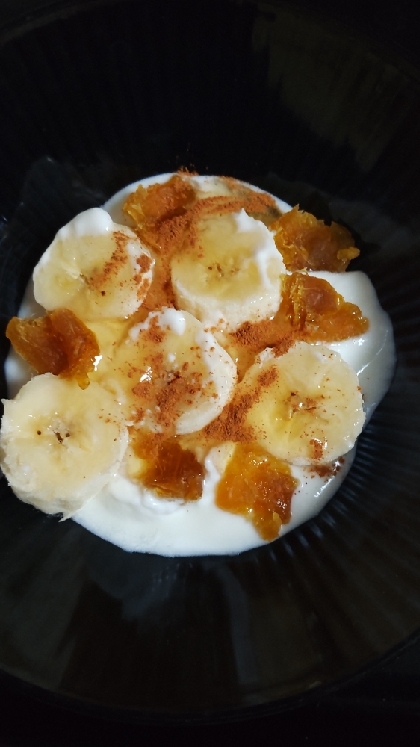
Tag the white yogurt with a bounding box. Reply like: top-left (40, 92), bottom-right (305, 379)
top-left (4, 175), bottom-right (395, 556)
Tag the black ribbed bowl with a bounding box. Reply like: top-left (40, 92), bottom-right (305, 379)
top-left (0, 0), bottom-right (420, 723)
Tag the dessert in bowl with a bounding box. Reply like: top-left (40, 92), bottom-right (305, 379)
top-left (0, 0), bottom-right (419, 722)
top-left (1, 173), bottom-right (395, 556)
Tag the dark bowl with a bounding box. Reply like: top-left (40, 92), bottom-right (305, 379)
top-left (0, 0), bottom-right (420, 724)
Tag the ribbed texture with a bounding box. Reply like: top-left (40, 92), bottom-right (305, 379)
top-left (0, 0), bottom-right (420, 722)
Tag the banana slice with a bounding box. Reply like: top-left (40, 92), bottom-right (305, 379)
top-left (0, 374), bottom-right (128, 516)
top-left (33, 208), bottom-right (154, 320)
top-left (108, 308), bottom-right (237, 434)
top-left (243, 342), bottom-right (365, 464)
top-left (85, 318), bottom-right (130, 381)
top-left (171, 210), bottom-right (285, 331)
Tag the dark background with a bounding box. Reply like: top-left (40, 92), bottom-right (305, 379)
top-left (1, 0), bottom-right (420, 743)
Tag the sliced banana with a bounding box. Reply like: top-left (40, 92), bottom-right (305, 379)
top-left (171, 210), bottom-right (285, 332)
top-left (85, 318), bottom-right (130, 381)
top-left (243, 342), bottom-right (365, 465)
top-left (33, 208), bottom-right (154, 320)
top-left (0, 374), bottom-right (128, 516)
top-left (107, 308), bottom-right (237, 434)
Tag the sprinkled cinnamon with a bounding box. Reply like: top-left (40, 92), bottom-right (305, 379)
top-left (87, 231), bottom-right (128, 289)
top-left (113, 174), bottom-right (365, 536)
top-left (124, 175), bottom-right (280, 314)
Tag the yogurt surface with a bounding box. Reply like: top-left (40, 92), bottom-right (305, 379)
top-left (4, 175), bottom-right (395, 556)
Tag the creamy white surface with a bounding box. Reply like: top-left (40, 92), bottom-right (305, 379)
top-left (4, 175), bottom-right (395, 556)
top-left (73, 453), bottom-right (355, 556)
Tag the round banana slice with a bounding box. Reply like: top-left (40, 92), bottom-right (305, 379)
top-left (171, 210), bottom-right (285, 331)
top-left (243, 342), bottom-right (365, 465)
top-left (33, 208), bottom-right (154, 320)
top-left (0, 374), bottom-right (128, 516)
top-left (108, 308), bottom-right (237, 434)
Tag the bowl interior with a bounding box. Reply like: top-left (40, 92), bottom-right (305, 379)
top-left (0, 0), bottom-right (420, 722)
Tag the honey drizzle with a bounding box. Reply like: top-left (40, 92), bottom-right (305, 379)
top-left (130, 430), bottom-right (204, 502)
top-left (215, 443), bottom-right (298, 540)
top-left (272, 206), bottom-right (360, 272)
top-left (6, 309), bottom-right (99, 389)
